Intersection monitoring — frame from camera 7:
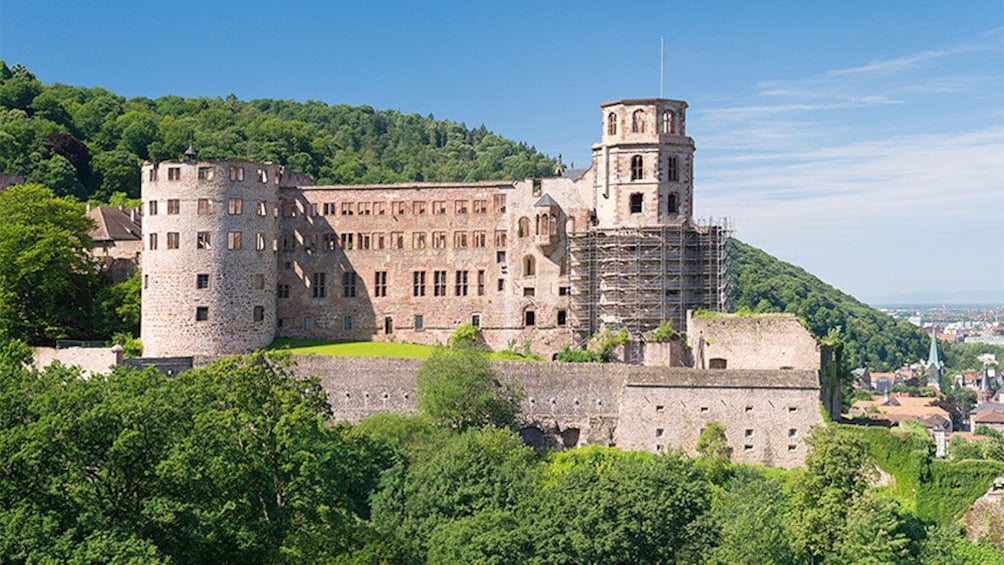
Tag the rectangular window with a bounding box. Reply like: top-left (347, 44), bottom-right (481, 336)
top-left (412, 271), bottom-right (426, 297)
top-left (277, 283), bottom-right (290, 299)
top-left (323, 233), bottom-right (338, 251)
top-left (374, 271), bottom-right (387, 297)
top-left (667, 156), bottom-right (679, 182)
top-left (559, 286), bottom-right (570, 296)
top-left (414, 314), bottom-right (424, 331)
top-left (358, 233), bottom-right (371, 250)
top-left (472, 230), bottom-right (486, 248)
top-left (373, 202), bottom-right (385, 215)
top-left (254, 273), bottom-right (265, 289)
top-left (629, 193), bottom-right (643, 214)
top-left (343, 316), bottom-right (353, 330)
top-left (167, 232), bottom-right (179, 249)
top-left (198, 166), bottom-right (213, 180)
top-left (255, 200), bottom-right (267, 216)
top-left (392, 201), bottom-right (406, 215)
top-left (228, 231), bottom-right (242, 250)
top-left (195, 306), bottom-right (208, 321)
top-left (340, 232), bottom-right (354, 249)
top-left (375, 233), bottom-right (386, 250)
top-left (167, 199), bottom-right (180, 215)
top-left (196, 273), bottom-right (209, 289)
top-left (229, 166), bottom-right (244, 181)
top-left (257, 168), bottom-right (267, 183)
top-left (523, 287), bottom-right (535, 297)
top-left (148, 168), bottom-right (157, 182)
top-left (144, 274), bottom-right (148, 289)
top-left (197, 198), bottom-right (212, 215)
top-left (494, 230), bottom-right (507, 247)
top-left (412, 201), bottom-right (426, 215)
top-left (391, 231), bottom-right (404, 249)
top-left (473, 199), bottom-right (487, 214)
top-left (453, 231), bottom-right (468, 249)
top-left (433, 270), bottom-right (447, 297)
top-left (477, 270), bottom-right (485, 296)
top-left (557, 310), bottom-right (568, 326)
top-left (358, 202), bottom-right (371, 215)
top-left (322, 202), bottom-right (335, 216)
top-left (148, 232), bottom-right (158, 250)
top-left (197, 231), bottom-right (211, 249)
top-left (432, 201), bottom-right (447, 215)
top-left (493, 194), bottom-right (506, 213)
top-left (413, 232), bottom-right (427, 249)
top-left (309, 203), bottom-right (318, 217)
top-left (342, 271), bottom-right (357, 297)
top-left (256, 232), bottom-right (265, 251)
top-left (455, 270), bottom-right (468, 296)
top-left (432, 231), bottom-right (447, 249)
top-left (148, 200), bottom-right (158, 216)
top-left (471, 313), bottom-right (481, 328)
top-left (168, 167), bottom-right (181, 181)
top-left (312, 272), bottom-right (326, 298)
top-left (497, 250), bottom-right (506, 263)
top-left (228, 198), bottom-right (243, 215)
top-left (283, 233), bottom-right (295, 251)
top-left (524, 310), bottom-right (535, 326)
top-left (454, 200), bottom-right (468, 214)
top-left (497, 278), bottom-right (504, 292)
top-left (253, 305), bottom-right (265, 322)
top-left (341, 202), bottom-right (354, 216)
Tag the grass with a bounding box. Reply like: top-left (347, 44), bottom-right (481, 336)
top-left (267, 338), bottom-right (541, 361)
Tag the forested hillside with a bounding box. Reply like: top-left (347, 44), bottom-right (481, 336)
top-left (729, 239), bottom-right (929, 371)
top-left (0, 61), bottom-right (555, 202)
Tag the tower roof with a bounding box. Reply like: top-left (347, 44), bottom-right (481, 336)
top-left (534, 194), bottom-right (559, 208)
top-left (926, 333), bottom-right (941, 369)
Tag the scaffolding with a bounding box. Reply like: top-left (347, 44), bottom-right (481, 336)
top-left (569, 218), bottom-right (731, 340)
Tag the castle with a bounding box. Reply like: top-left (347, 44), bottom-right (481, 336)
top-left (140, 99), bottom-right (728, 358)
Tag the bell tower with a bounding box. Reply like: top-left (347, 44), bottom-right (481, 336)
top-left (590, 99), bottom-right (695, 228)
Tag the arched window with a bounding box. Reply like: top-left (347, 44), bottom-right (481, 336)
top-left (662, 110), bottom-right (674, 134)
top-left (518, 217), bottom-right (530, 238)
top-left (607, 112), bottom-right (617, 135)
top-left (667, 193), bottom-right (678, 214)
top-left (631, 110), bottom-right (645, 133)
top-left (630, 155), bottom-right (643, 180)
top-left (523, 255), bottom-right (536, 277)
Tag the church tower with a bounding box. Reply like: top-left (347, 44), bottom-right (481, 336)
top-left (591, 99), bottom-right (694, 228)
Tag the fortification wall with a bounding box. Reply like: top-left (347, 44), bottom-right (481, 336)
top-left (687, 312), bottom-right (820, 371)
top-left (33, 346), bottom-right (122, 376)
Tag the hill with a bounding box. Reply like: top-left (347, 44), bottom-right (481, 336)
top-left (0, 61), bottom-right (555, 203)
top-left (728, 239), bottom-right (928, 371)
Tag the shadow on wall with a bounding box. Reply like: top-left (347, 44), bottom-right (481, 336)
top-left (519, 425), bottom-right (581, 451)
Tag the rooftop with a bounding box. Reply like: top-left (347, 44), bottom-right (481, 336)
top-left (86, 207), bottom-right (141, 242)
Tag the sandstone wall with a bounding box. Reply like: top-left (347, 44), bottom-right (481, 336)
top-left (687, 312), bottom-right (820, 371)
top-left (33, 346), bottom-right (122, 376)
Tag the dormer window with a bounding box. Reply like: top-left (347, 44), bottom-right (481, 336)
top-left (630, 155), bottom-right (643, 180)
top-left (631, 110), bottom-right (645, 133)
top-left (607, 112), bottom-right (617, 135)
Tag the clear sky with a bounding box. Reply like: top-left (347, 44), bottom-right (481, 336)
top-left (1, 1), bottom-right (1002, 304)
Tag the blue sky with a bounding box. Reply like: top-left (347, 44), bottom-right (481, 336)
top-left (1, 1), bottom-right (1002, 303)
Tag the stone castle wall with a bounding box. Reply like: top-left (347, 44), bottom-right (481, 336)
top-left (33, 346), bottom-right (123, 376)
top-left (687, 312), bottom-right (820, 371)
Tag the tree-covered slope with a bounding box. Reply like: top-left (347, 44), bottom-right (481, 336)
top-left (0, 61), bottom-right (555, 202)
top-left (729, 239), bottom-right (928, 371)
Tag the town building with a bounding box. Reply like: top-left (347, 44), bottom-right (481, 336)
top-left (86, 205), bottom-right (142, 282)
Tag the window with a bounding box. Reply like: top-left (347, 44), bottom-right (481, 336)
top-left (473, 199), bottom-right (487, 214)
top-left (413, 201), bottom-right (426, 215)
top-left (257, 200), bottom-right (268, 216)
top-left (472, 230), bottom-right (486, 248)
top-left (413, 271), bottom-right (426, 297)
top-left (559, 286), bottom-right (570, 296)
top-left (392, 231), bottom-right (404, 249)
top-left (495, 230), bottom-right (507, 247)
top-left (744, 445), bottom-right (754, 452)
top-left (148, 233), bottom-right (158, 250)
top-left (195, 306), bottom-right (208, 321)
top-left (341, 202), bottom-right (354, 216)
top-left (523, 255), bottom-right (536, 277)
top-left (413, 232), bottom-right (426, 249)
top-left (358, 233), bottom-right (371, 250)
top-left (709, 358), bottom-right (727, 369)
top-left (198, 166), bottom-right (213, 180)
top-left (433, 270), bottom-right (447, 297)
top-left (455, 270), bottom-right (468, 296)
top-left (277, 284), bottom-right (290, 299)
top-left (254, 274), bottom-right (265, 289)
top-left (432, 231), bottom-right (447, 249)
top-left (392, 201), bottom-right (406, 215)
top-left (523, 287), bottom-right (535, 297)
top-left (167, 232), bottom-right (179, 249)
top-left (453, 231), bottom-right (468, 249)
top-left (228, 198), bottom-right (243, 215)
top-left (257, 168), bottom-right (267, 183)
top-left (655, 428), bottom-right (664, 437)
top-left (493, 194), bottom-right (506, 213)
top-left (524, 309), bottom-right (536, 326)
top-left (471, 314), bottom-right (481, 328)
top-left (557, 310), bottom-right (567, 326)
top-left (374, 202), bottom-right (385, 215)
top-left (667, 156), bottom-right (679, 182)
top-left (630, 155), bottom-right (643, 180)
top-left (477, 270), bottom-right (485, 296)
top-left (631, 109), bottom-right (645, 133)
top-left (148, 168), bottom-right (158, 182)
top-left (196, 274), bottom-right (209, 289)
top-left (143, 275), bottom-right (148, 289)
top-left (304, 317), bottom-right (313, 331)
top-left (342, 271), bottom-right (356, 297)
top-left (667, 194), bottom-right (678, 214)
top-left (197, 232), bottom-right (211, 249)
top-left (343, 316), bottom-right (353, 330)
top-left (168, 167), bottom-right (181, 181)
top-left (312, 272), bottom-right (326, 298)
top-left (414, 314), bottom-right (424, 331)
top-left (788, 428), bottom-right (798, 438)
top-left (374, 271), bottom-right (387, 297)
top-left (627, 192), bottom-right (644, 214)
top-left (148, 200), bottom-right (158, 216)
top-left (358, 202), bottom-right (371, 215)
top-left (455, 200), bottom-right (468, 214)
top-left (375, 233), bottom-right (386, 250)
top-left (788, 406), bottom-right (798, 413)
top-left (432, 201), bottom-right (447, 215)
top-left (383, 316), bottom-right (393, 334)
top-left (497, 278), bottom-right (505, 292)
top-left (282, 233), bottom-right (295, 251)
top-left (256, 232), bottom-right (265, 251)
top-left (518, 217), bottom-right (530, 237)
top-left (322, 202), bottom-right (336, 216)
top-left (745, 429), bottom-right (754, 437)
top-left (167, 199), bottom-right (180, 214)
top-left (197, 198), bottom-right (211, 215)
top-left (607, 112), bottom-right (617, 135)
top-left (662, 109), bottom-right (674, 134)
top-left (496, 251), bottom-right (506, 263)
top-left (253, 305), bottom-right (265, 322)
top-left (229, 166), bottom-right (244, 181)
top-left (340, 233), bottom-right (354, 249)
top-left (228, 231), bottom-right (242, 250)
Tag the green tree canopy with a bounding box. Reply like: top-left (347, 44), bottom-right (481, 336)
top-left (415, 345), bottom-right (523, 431)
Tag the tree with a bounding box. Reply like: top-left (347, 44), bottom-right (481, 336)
top-left (696, 421), bottom-right (733, 483)
top-left (39, 153), bottom-right (87, 199)
top-left (709, 467), bottom-right (800, 564)
top-left (94, 271), bottom-right (141, 338)
top-left (833, 493), bottom-right (916, 564)
top-left (0, 183), bottom-right (98, 343)
top-left (415, 345), bottom-right (523, 430)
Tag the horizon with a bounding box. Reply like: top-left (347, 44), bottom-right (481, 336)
top-left (1, 0), bottom-right (1002, 304)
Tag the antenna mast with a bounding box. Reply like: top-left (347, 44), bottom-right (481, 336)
top-left (660, 35), bottom-right (664, 98)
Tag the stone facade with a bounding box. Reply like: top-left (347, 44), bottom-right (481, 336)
top-left (686, 311), bottom-right (821, 371)
top-left (140, 98), bottom-right (729, 358)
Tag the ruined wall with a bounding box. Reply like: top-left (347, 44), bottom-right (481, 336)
top-left (33, 346), bottom-right (122, 376)
top-left (686, 312), bottom-right (820, 371)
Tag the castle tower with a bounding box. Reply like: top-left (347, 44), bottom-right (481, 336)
top-left (591, 99), bottom-right (694, 228)
top-left (141, 158), bottom-right (282, 357)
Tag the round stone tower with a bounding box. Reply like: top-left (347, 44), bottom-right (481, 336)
top-left (141, 157), bottom-right (281, 357)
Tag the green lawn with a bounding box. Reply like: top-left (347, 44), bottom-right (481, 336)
top-left (267, 338), bottom-right (541, 361)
